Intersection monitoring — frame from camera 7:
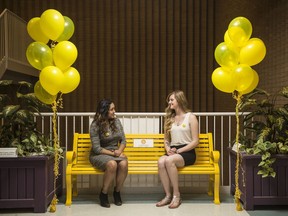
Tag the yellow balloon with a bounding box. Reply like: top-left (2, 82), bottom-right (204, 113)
top-left (224, 30), bottom-right (233, 45)
top-left (228, 17), bottom-right (252, 47)
top-left (224, 30), bottom-right (240, 53)
top-left (40, 9), bottom-right (65, 40)
top-left (211, 67), bottom-right (236, 93)
top-left (56, 16), bottom-right (75, 42)
top-left (61, 67), bottom-right (80, 94)
top-left (240, 69), bottom-right (259, 95)
top-left (232, 64), bottom-right (254, 92)
top-left (39, 66), bottom-right (64, 95)
top-left (26, 42), bottom-right (53, 70)
top-left (53, 41), bottom-right (78, 71)
top-left (27, 17), bottom-right (49, 43)
top-left (214, 42), bottom-right (239, 68)
top-left (239, 38), bottom-right (266, 66)
top-left (34, 81), bottom-right (57, 104)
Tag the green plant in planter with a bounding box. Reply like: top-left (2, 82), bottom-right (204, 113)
top-left (239, 87), bottom-right (288, 177)
top-left (0, 80), bottom-right (58, 156)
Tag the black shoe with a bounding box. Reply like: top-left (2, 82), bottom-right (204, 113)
top-left (113, 190), bottom-right (122, 206)
top-left (99, 191), bottom-right (110, 208)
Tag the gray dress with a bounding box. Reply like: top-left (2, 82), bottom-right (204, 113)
top-left (89, 118), bottom-right (127, 171)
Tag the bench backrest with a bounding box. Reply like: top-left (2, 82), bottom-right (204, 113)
top-left (72, 133), bottom-right (214, 165)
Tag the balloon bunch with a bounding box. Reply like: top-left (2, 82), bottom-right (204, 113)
top-left (26, 9), bottom-right (80, 104)
top-left (212, 16), bottom-right (266, 95)
top-left (26, 9), bottom-right (80, 213)
top-left (211, 17), bottom-right (266, 211)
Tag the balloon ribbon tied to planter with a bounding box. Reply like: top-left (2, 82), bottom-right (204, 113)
top-left (233, 91), bottom-right (243, 211)
top-left (49, 96), bottom-right (63, 213)
top-left (26, 9), bottom-right (81, 212)
top-left (211, 16), bottom-right (266, 211)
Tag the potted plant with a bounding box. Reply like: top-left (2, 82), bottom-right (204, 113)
top-left (0, 80), bottom-right (63, 213)
top-left (229, 87), bottom-right (288, 210)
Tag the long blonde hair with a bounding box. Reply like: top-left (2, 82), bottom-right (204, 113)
top-left (164, 90), bottom-right (191, 141)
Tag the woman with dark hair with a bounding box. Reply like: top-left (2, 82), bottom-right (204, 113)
top-left (89, 99), bottom-right (128, 208)
top-left (156, 90), bottom-right (199, 209)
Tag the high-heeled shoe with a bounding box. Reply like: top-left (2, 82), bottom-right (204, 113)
top-left (113, 189), bottom-right (122, 206)
top-left (99, 191), bottom-right (110, 208)
top-left (156, 196), bottom-right (172, 207)
top-left (168, 195), bottom-right (182, 209)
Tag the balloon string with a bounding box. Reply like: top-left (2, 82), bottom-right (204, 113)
top-left (49, 94), bottom-right (63, 213)
top-left (232, 91), bottom-right (243, 211)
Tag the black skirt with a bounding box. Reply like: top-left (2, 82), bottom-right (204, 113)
top-left (170, 144), bottom-right (196, 166)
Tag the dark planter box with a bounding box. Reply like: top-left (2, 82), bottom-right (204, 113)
top-left (229, 148), bottom-right (288, 210)
top-left (0, 155), bottom-right (63, 213)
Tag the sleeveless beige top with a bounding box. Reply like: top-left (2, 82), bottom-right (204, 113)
top-left (170, 112), bottom-right (192, 146)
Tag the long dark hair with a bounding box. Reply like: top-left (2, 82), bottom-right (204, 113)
top-left (93, 99), bottom-right (117, 135)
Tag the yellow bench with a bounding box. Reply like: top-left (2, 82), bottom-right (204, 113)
top-left (65, 133), bottom-right (220, 205)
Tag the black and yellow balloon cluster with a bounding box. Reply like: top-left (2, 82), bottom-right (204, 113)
top-left (26, 9), bottom-right (80, 104)
top-left (212, 17), bottom-right (266, 95)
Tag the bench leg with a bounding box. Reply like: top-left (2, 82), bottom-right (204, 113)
top-left (214, 173), bottom-right (220, 204)
top-left (207, 174), bottom-right (214, 196)
top-left (65, 173), bottom-right (72, 206)
top-left (72, 175), bottom-right (78, 196)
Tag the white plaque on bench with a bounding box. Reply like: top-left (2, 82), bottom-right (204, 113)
top-left (133, 139), bottom-right (154, 147)
top-left (0, 148), bottom-right (18, 158)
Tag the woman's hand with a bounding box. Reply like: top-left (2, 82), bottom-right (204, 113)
top-left (168, 147), bottom-right (177, 155)
top-left (114, 149), bottom-right (127, 158)
top-left (119, 153), bottom-right (127, 158)
top-left (114, 149), bottom-right (122, 157)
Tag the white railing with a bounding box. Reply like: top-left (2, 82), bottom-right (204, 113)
top-left (36, 112), bottom-right (246, 191)
top-left (39, 111), bottom-right (241, 147)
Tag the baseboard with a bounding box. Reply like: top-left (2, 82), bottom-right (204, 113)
top-left (75, 186), bottom-right (231, 195)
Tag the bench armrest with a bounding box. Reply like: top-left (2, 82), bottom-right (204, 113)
top-left (66, 151), bottom-right (76, 164)
top-left (211, 150), bottom-right (220, 164)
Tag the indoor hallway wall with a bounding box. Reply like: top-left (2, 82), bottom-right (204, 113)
top-left (1, 0), bottom-right (287, 112)
top-left (0, 0), bottom-right (216, 112)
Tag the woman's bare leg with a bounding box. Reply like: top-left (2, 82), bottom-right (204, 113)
top-left (165, 155), bottom-right (184, 197)
top-left (165, 155), bottom-right (184, 208)
top-left (158, 155), bottom-right (172, 197)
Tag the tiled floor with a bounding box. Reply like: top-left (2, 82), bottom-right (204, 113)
top-left (247, 206), bottom-right (288, 216)
top-left (0, 193), bottom-right (287, 216)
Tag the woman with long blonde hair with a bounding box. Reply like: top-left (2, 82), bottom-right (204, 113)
top-left (156, 90), bottom-right (199, 208)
